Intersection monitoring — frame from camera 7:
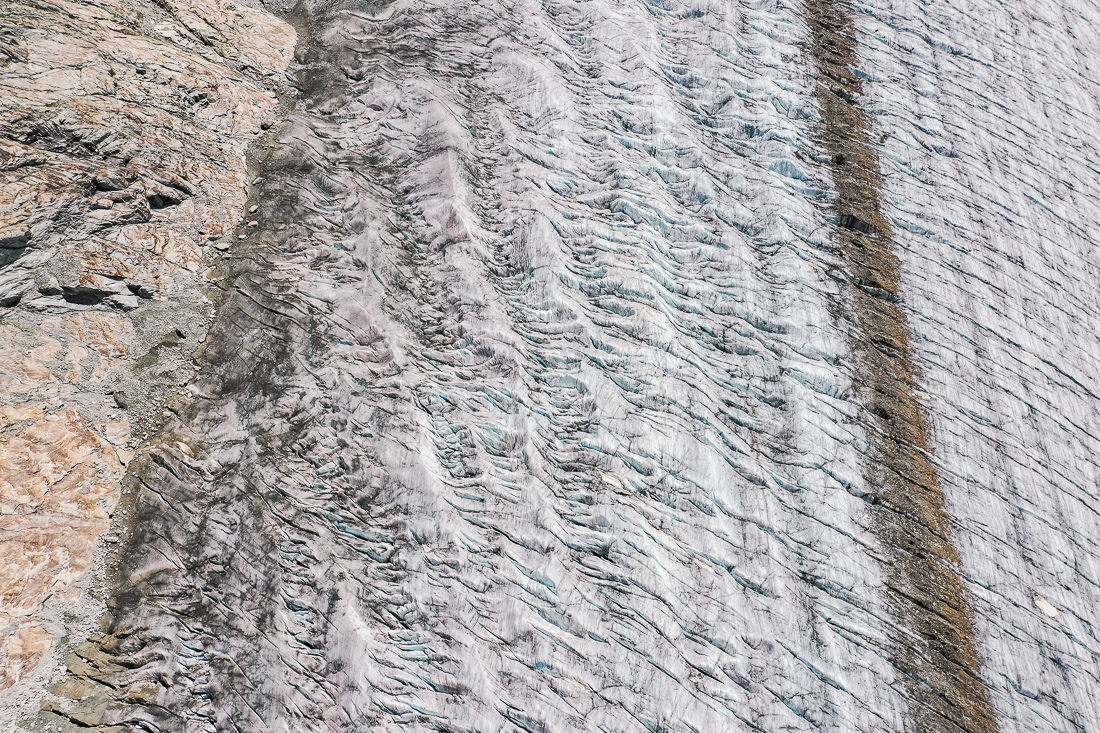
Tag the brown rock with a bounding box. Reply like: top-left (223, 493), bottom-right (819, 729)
top-left (0, 0), bottom-right (295, 694)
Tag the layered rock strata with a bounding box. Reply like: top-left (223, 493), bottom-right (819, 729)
top-left (0, 0), bottom-right (294, 715)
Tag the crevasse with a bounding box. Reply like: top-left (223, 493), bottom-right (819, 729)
top-left (45, 0), bottom-right (1100, 730)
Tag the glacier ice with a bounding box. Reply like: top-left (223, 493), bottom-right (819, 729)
top-left (39, 0), bottom-right (1100, 730)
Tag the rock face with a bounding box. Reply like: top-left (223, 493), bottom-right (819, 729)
top-left (0, 0), bottom-right (294, 714)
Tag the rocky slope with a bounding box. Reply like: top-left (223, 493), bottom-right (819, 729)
top-left (0, 0), bottom-right (294, 720)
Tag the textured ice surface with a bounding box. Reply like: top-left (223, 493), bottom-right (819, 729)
top-left (43, 0), bottom-right (1100, 730)
top-left (859, 0), bottom-right (1100, 730)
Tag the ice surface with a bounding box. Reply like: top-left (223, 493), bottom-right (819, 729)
top-left (44, 0), bottom-right (1100, 730)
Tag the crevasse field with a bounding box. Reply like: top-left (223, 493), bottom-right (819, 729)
top-left (76, 0), bottom-right (1100, 730)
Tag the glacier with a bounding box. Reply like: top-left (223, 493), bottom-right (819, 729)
top-left (30, 0), bottom-right (1100, 730)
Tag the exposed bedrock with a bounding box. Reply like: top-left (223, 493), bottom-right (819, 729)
top-left (0, 0), bottom-right (295, 723)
